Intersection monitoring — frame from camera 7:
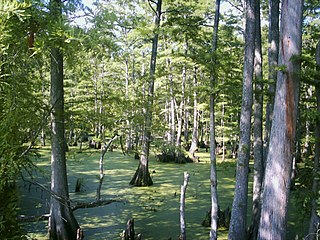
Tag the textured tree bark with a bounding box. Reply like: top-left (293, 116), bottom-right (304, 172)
top-left (249, 0), bottom-right (263, 239)
top-left (179, 172), bottom-right (190, 240)
top-left (209, 0), bottom-right (221, 239)
top-left (258, 0), bottom-right (303, 239)
top-left (130, 0), bottom-right (162, 186)
top-left (48, 1), bottom-right (79, 238)
top-left (307, 40), bottom-right (320, 239)
top-left (228, 0), bottom-right (255, 239)
top-left (264, 0), bottom-right (279, 165)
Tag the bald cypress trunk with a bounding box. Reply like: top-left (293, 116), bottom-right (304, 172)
top-left (48, 1), bottom-right (79, 238)
top-left (228, 0), bottom-right (255, 239)
top-left (130, 0), bottom-right (162, 186)
top-left (258, 1), bottom-right (303, 239)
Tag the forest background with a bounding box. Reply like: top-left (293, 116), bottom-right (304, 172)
top-left (0, 0), bottom-right (319, 239)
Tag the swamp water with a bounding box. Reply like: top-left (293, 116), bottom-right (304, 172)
top-left (19, 148), bottom-right (233, 239)
top-left (18, 148), bottom-right (303, 239)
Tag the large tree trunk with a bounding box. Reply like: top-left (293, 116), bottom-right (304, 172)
top-left (308, 40), bottom-right (320, 239)
top-left (209, 0), bottom-right (221, 239)
top-left (228, 0), bottom-right (255, 239)
top-left (258, 0), bottom-right (303, 239)
top-left (264, 0), bottom-right (279, 165)
top-left (249, 0), bottom-right (263, 239)
top-left (130, 0), bottom-right (162, 186)
top-left (48, 1), bottom-right (79, 238)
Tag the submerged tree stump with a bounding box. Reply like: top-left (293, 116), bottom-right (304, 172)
top-left (122, 218), bottom-right (141, 240)
top-left (202, 206), bottom-right (231, 229)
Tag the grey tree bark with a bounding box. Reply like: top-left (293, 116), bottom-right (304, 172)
top-left (264, 0), bottom-right (279, 165)
top-left (249, 0), bottom-right (263, 239)
top-left (209, 0), bottom-right (221, 239)
top-left (48, 1), bottom-right (79, 239)
top-left (258, 0), bottom-right (303, 239)
top-left (228, 0), bottom-right (255, 239)
top-left (130, 0), bottom-right (162, 186)
top-left (307, 40), bottom-right (320, 239)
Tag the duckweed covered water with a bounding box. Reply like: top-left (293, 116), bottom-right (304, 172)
top-left (19, 147), bottom-right (304, 239)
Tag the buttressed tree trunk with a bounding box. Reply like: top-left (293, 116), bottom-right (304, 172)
top-left (48, 0), bottom-right (79, 239)
top-left (130, 0), bottom-right (162, 186)
top-left (258, 0), bottom-right (303, 239)
top-left (228, 0), bottom-right (255, 239)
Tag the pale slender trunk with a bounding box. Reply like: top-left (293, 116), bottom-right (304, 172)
top-left (184, 95), bottom-right (190, 143)
top-left (168, 58), bottom-right (176, 145)
top-left (303, 85), bottom-right (313, 157)
top-left (209, 0), bottom-right (221, 239)
top-left (258, 1), bottom-right (303, 239)
top-left (221, 100), bottom-right (225, 161)
top-left (41, 129), bottom-right (46, 147)
top-left (228, 0), bottom-right (255, 239)
top-left (176, 100), bottom-right (183, 148)
top-left (250, 0), bottom-right (263, 238)
top-left (125, 58), bottom-right (133, 152)
top-left (179, 172), bottom-right (190, 240)
top-left (189, 66), bottom-right (199, 160)
top-left (97, 135), bottom-right (119, 200)
top-left (177, 40), bottom-right (187, 148)
top-left (308, 40), bottom-right (320, 239)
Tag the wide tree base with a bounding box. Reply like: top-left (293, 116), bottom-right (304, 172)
top-left (130, 164), bottom-right (153, 187)
top-left (48, 202), bottom-right (80, 240)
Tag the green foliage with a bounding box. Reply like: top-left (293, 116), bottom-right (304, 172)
top-left (0, 184), bottom-right (26, 239)
top-left (291, 163), bottom-right (314, 222)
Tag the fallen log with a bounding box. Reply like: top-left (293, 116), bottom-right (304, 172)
top-left (17, 213), bottom-right (50, 222)
top-left (17, 198), bottom-right (122, 222)
top-left (72, 198), bottom-right (122, 211)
